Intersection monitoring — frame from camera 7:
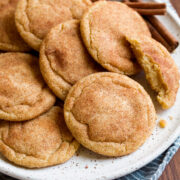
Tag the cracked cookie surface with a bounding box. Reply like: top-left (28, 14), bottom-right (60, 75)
top-left (0, 0), bottom-right (30, 52)
top-left (0, 53), bottom-right (56, 121)
top-left (15, 0), bottom-right (92, 51)
top-left (127, 36), bottom-right (180, 109)
top-left (40, 20), bottom-right (102, 100)
top-left (80, 1), bottom-right (151, 75)
top-left (0, 106), bottom-right (79, 168)
top-left (64, 72), bottom-right (156, 156)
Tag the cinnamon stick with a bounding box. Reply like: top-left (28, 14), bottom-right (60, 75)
top-left (134, 8), bottom-right (166, 15)
top-left (146, 21), bottom-right (172, 52)
top-left (128, 0), bottom-right (179, 52)
top-left (124, 2), bottom-right (166, 15)
top-left (124, 2), bottom-right (166, 9)
top-left (94, 1), bottom-right (166, 15)
top-left (146, 16), bottom-right (179, 51)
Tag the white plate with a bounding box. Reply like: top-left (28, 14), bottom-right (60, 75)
top-left (0, 1), bottom-right (180, 180)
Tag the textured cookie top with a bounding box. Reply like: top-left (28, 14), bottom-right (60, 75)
top-left (127, 36), bottom-right (180, 109)
top-left (0, 106), bottom-right (79, 168)
top-left (80, 1), bottom-right (151, 75)
top-left (64, 72), bottom-right (156, 156)
top-left (15, 0), bottom-right (92, 51)
top-left (0, 53), bottom-right (55, 121)
top-left (40, 20), bottom-right (101, 100)
top-left (0, 0), bottom-right (30, 51)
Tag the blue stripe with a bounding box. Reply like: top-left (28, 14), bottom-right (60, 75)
top-left (117, 136), bottom-right (180, 180)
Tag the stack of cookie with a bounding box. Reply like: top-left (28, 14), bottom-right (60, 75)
top-left (0, 0), bottom-right (179, 169)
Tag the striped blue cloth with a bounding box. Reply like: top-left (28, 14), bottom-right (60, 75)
top-left (118, 136), bottom-right (180, 180)
top-left (0, 136), bottom-right (179, 180)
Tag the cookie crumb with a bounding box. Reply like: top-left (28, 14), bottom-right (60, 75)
top-left (159, 119), bottom-right (167, 128)
top-left (168, 116), bottom-right (173, 120)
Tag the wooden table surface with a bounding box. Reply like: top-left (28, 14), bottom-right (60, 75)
top-left (159, 1), bottom-right (180, 180)
top-left (170, 0), bottom-right (180, 16)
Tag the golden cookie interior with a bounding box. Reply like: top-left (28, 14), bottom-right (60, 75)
top-left (126, 35), bottom-right (180, 109)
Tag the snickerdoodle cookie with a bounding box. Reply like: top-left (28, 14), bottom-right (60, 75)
top-left (0, 106), bottom-right (79, 168)
top-left (15, 0), bottom-right (92, 51)
top-left (0, 53), bottom-right (56, 121)
top-left (127, 36), bottom-right (180, 109)
top-left (64, 72), bottom-right (156, 156)
top-left (80, 1), bottom-right (151, 75)
top-left (40, 20), bottom-right (102, 100)
top-left (0, 0), bottom-right (30, 52)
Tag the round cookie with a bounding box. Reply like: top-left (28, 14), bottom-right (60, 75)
top-left (80, 1), bottom-right (151, 75)
top-left (126, 35), bottom-right (180, 109)
top-left (15, 0), bottom-right (92, 51)
top-left (40, 20), bottom-right (102, 100)
top-left (0, 0), bottom-right (30, 52)
top-left (64, 72), bottom-right (156, 157)
top-left (0, 106), bottom-right (79, 168)
top-left (0, 53), bottom-right (56, 121)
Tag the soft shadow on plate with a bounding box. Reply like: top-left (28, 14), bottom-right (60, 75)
top-left (75, 147), bottom-right (116, 161)
top-left (131, 71), bottom-right (163, 114)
